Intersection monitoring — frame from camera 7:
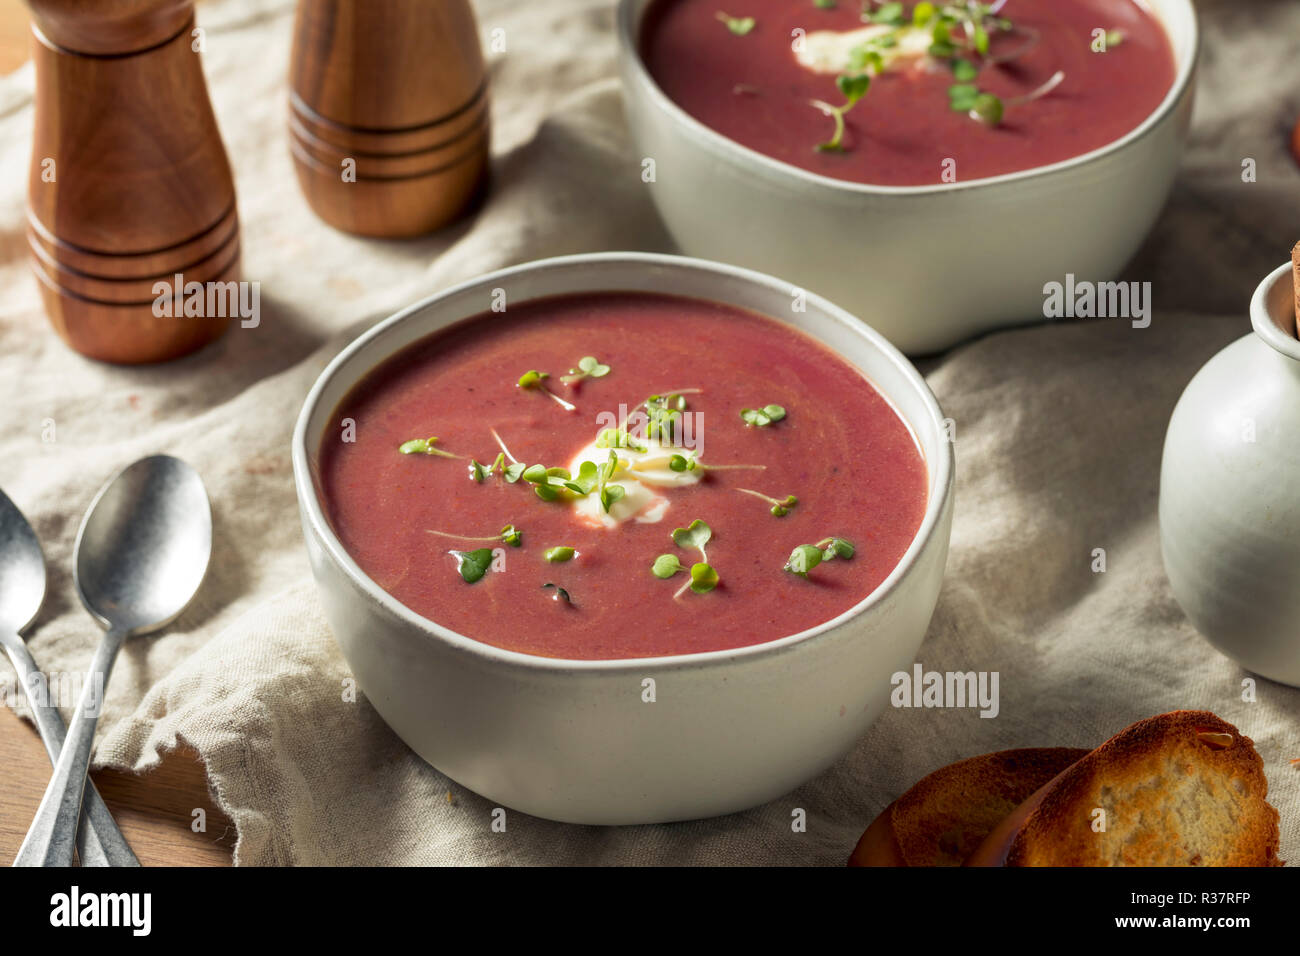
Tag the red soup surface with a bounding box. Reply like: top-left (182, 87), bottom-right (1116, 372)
top-left (319, 293), bottom-right (928, 659)
top-left (640, 0), bottom-right (1176, 185)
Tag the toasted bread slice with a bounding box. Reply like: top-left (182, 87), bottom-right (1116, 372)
top-left (966, 711), bottom-right (1282, 867)
top-left (848, 748), bottom-right (1089, 866)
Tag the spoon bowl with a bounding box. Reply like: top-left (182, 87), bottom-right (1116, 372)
top-left (75, 455), bottom-right (212, 634)
top-left (0, 488), bottom-right (46, 635)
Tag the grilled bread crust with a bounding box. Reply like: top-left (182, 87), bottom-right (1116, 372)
top-left (848, 747), bottom-right (1089, 867)
top-left (1003, 711), bottom-right (1282, 867)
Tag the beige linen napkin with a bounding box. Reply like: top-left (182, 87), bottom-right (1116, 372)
top-left (0, 0), bottom-right (1295, 864)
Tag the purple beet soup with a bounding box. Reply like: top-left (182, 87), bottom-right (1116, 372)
top-left (318, 292), bottom-right (928, 659)
top-left (639, 0), bottom-right (1176, 185)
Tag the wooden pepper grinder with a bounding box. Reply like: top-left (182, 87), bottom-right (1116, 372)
top-left (25, 0), bottom-right (241, 364)
top-left (289, 0), bottom-right (490, 238)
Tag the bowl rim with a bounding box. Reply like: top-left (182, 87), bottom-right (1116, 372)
top-left (292, 252), bottom-right (954, 674)
top-left (615, 0), bottom-right (1199, 196)
top-left (1250, 261), bottom-right (1300, 363)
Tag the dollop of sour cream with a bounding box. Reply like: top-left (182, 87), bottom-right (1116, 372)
top-left (567, 434), bottom-right (702, 529)
top-left (794, 23), bottom-right (933, 75)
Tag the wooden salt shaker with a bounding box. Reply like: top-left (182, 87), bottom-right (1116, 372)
top-left (289, 0), bottom-right (490, 238)
top-left (25, 0), bottom-right (240, 364)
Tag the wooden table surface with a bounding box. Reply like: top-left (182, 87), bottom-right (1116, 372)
top-left (0, 6), bottom-right (234, 867)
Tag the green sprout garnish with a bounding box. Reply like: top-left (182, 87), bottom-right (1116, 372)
top-left (429, 525), bottom-right (522, 548)
top-left (542, 582), bottom-right (573, 605)
top-left (814, 0), bottom-right (836, 8)
top-left (1105, 28), bottom-right (1125, 48)
top-left (544, 546), bottom-right (576, 563)
top-left (560, 356), bottom-right (611, 385)
top-left (716, 11), bottom-right (755, 35)
top-left (740, 404), bottom-right (787, 427)
top-left (951, 57), bottom-right (978, 82)
top-left (399, 437), bottom-right (464, 459)
top-left (651, 555), bottom-right (719, 597)
top-left (948, 83), bottom-right (1002, 125)
top-left (596, 427), bottom-right (647, 452)
top-left (652, 554), bottom-right (683, 578)
top-left (829, 3), bottom-right (1035, 138)
top-left (687, 563), bottom-right (719, 593)
top-left (652, 519), bottom-right (718, 598)
top-left (517, 369), bottom-right (576, 412)
top-left (642, 390), bottom-right (700, 443)
top-left (784, 536), bottom-right (856, 577)
top-left (737, 488), bottom-right (798, 517)
top-left (671, 518), bottom-right (713, 560)
top-left (468, 452), bottom-right (507, 483)
top-left (866, 1), bottom-right (905, 25)
top-left (970, 91), bottom-right (1003, 125)
top-left (449, 548), bottom-right (494, 584)
top-left (597, 451), bottom-right (626, 513)
top-left (669, 454), bottom-right (698, 473)
top-left (561, 460), bottom-right (600, 495)
top-left (812, 74), bottom-right (870, 153)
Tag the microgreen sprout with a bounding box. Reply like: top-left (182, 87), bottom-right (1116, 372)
top-left (653, 519), bottom-right (718, 598)
top-left (685, 563), bottom-right (719, 595)
top-left (737, 488), bottom-right (799, 516)
top-left (642, 390), bottom-right (700, 443)
top-left (560, 356), bottom-right (611, 385)
top-left (517, 369), bottom-right (576, 412)
top-left (468, 452), bottom-right (507, 483)
top-left (814, 0), bottom-right (836, 8)
top-left (398, 437), bottom-right (464, 459)
top-left (449, 548), bottom-right (494, 584)
top-left (812, 3), bottom-right (1047, 143)
top-left (561, 460), bottom-right (600, 495)
top-left (541, 582), bottom-right (573, 605)
top-left (866, 1), bottom-right (905, 25)
top-left (652, 554), bottom-right (683, 578)
top-left (811, 73), bottom-right (870, 152)
top-left (428, 524), bottom-right (522, 548)
top-left (1104, 28), bottom-right (1125, 49)
top-left (671, 518), bottom-right (712, 562)
top-left (740, 404), bottom-right (786, 427)
top-left (651, 554), bottom-right (720, 598)
top-left (544, 546), bottom-right (577, 562)
top-left (948, 83), bottom-right (1002, 125)
top-left (716, 11), bottom-right (756, 35)
top-left (784, 536), bottom-right (856, 577)
top-left (596, 450), bottom-right (626, 513)
top-left (596, 427), bottom-right (647, 452)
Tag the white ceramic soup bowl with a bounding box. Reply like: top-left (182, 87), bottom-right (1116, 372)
top-left (617, 0), bottom-right (1198, 355)
top-left (293, 252), bottom-right (954, 824)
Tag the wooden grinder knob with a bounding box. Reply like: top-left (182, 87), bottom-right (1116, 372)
top-left (25, 0), bottom-right (241, 364)
top-left (289, 0), bottom-right (490, 238)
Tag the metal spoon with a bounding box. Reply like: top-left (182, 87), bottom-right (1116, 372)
top-left (14, 456), bottom-right (211, 867)
top-left (0, 488), bottom-right (138, 866)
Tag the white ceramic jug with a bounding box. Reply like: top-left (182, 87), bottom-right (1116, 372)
top-left (1159, 261), bottom-right (1300, 687)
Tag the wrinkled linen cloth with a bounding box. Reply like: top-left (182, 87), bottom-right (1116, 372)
top-left (0, 0), bottom-right (1296, 865)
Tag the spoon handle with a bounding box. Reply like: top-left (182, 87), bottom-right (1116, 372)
top-left (0, 632), bottom-right (138, 866)
top-left (13, 627), bottom-right (126, 867)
